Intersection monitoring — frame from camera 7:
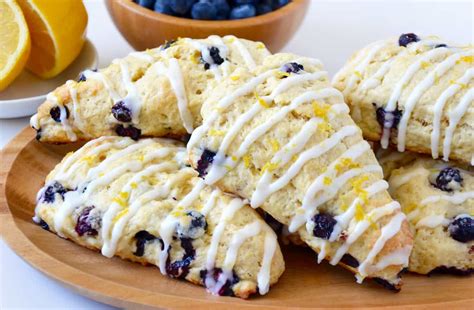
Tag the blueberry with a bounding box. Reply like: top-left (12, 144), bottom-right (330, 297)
top-left (115, 124), bottom-right (141, 140)
top-left (272, 0), bottom-right (290, 10)
top-left (166, 237), bottom-right (195, 278)
top-left (38, 219), bottom-right (49, 231)
top-left (200, 268), bottom-right (239, 296)
top-left (398, 33), bottom-right (420, 47)
top-left (209, 47), bottom-right (224, 65)
top-left (375, 106), bottom-right (402, 129)
top-left (312, 213), bottom-right (337, 239)
top-left (229, 4), bottom-right (256, 19)
top-left (213, 0), bottom-right (230, 19)
top-left (256, 3), bottom-right (272, 15)
top-left (196, 149), bottom-right (216, 177)
top-left (136, 0), bottom-right (156, 9)
top-left (448, 215), bottom-right (474, 243)
top-left (35, 128), bottom-right (42, 141)
top-left (169, 0), bottom-right (195, 15)
top-left (133, 230), bottom-right (161, 256)
top-left (50, 106), bottom-right (70, 123)
top-left (341, 254), bottom-right (359, 268)
top-left (434, 43), bottom-right (447, 48)
top-left (111, 101), bottom-right (132, 123)
top-left (191, 1), bottom-right (218, 20)
top-left (77, 69), bottom-right (97, 82)
top-left (161, 39), bottom-right (177, 50)
top-left (232, 0), bottom-right (257, 4)
top-left (75, 206), bottom-right (101, 237)
top-left (432, 167), bottom-right (463, 192)
top-left (154, 0), bottom-right (174, 14)
top-left (176, 211), bottom-right (207, 239)
top-left (280, 62), bottom-right (304, 74)
top-left (41, 181), bottom-right (69, 203)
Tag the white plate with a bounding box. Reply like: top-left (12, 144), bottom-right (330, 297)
top-left (0, 39), bottom-right (98, 119)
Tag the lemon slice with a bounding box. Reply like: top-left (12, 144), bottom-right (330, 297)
top-left (17, 0), bottom-right (88, 79)
top-left (0, 0), bottom-right (31, 91)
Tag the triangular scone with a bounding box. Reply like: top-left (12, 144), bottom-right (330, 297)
top-left (332, 33), bottom-right (473, 165)
top-left (383, 155), bottom-right (473, 275)
top-left (33, 137), bottom-right (284, 298)
top-left (187, 53), bottom-right (413, 290)
top-left (30, 36), bottom-right (271, 143)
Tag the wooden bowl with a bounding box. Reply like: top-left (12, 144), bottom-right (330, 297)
top-left (106, 0), bottom-right (310, 52)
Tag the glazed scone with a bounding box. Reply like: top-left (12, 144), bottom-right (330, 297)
top-left (187, 53), bottom-right (413, 290)
top-left (30, 35), bottom-right (271, 143)
top-left (386, 157), bottom-right (473, 274)
top-left (332, 33), bottom-right (473, 165)
top-left (33, 137), bottom-right (284, 298)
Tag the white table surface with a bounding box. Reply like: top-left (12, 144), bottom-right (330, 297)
top-left (0, 0), bottom-right (471, 308)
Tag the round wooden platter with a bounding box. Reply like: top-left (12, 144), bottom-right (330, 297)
top-left (1, 127), bottom-right (473, 309)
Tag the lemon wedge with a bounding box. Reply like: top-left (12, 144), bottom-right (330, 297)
top-left (0, 0), bottom-right (31, 91)
top-left (17, 0), bottom-right (88, 79)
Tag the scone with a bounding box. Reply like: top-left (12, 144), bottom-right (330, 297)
top-left (385, 156), bottom-right (473, 275)
top-left (187, 53), bottom-right (413, 290)
top-left (33, 137), bottom-right (284, 298)
top-left (332, 33), bottom-right (473, 165)
top-left (30, 35), bottom-right (271, 143)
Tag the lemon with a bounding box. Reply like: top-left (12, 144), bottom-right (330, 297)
top-left (17, 0), bottom-right (88, 79)
top-left (0, 0), bottom-right (31, 91)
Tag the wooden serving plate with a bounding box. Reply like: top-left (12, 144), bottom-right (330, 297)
top-left (1, 127), bottom-right (473, 309)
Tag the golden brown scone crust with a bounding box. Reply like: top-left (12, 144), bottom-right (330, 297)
top-left (188, 53), bottom-right (413, 290)
top-left (31, 36), bottom-right (271, 143)
top-left (34, 137), bottom-right (284, 298)
top-left (332, 34), bottom-right (473, 165)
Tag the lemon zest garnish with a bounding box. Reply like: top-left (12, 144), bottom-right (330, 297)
top-left (171, 210), bottom-right (185, 217)
top-left (317, 121), bottom-right (332, 133)
top-left (113, 208), bottom-right (129, 223)
top-left (130, 182), bottom-right (138, 189)
top-left (98, 172), bottom-right (104, 177)
top-left (457, 55), bottom-right (473, 64)
top-left (340, 203), bottom-right (349, 212)
top-left (312, 101), bottom-right (331, 121)
top-left (231, 155), bottom-right (238, 161)
top-left (269, 139), bottom-right (280, 152)
top-left (190, 51), bottom-right (200, 64)
top-left (256, 42), bottom-right (266, 49)
top-left (323, 176), bottom-right (332, 185)
top-left (137, 153), bottom-right (145, 162)
top-left (367, 215), bottom-right (378, 229)
top-left (81, 155), bottom-right (97, 165)
top-left (226, 36), bottom-right (236, 43)
top-left (404, 203), bottom-right (418, 214)
top-left (335, 158), bottom-right (361, 173)
top-left (450, 80), bottom-right (467, 88)
top-left (230, 74), bottom-right (240, 81)
top-left (261, 161), bottom-right (279, 174)
top-left (420, 61), bottom-right (432, 69)
top-left (255, 91), bottom-right (271, 108)
top-left (351, 175), bottom-right (369, 189)
top-left (224, 164), bottom-right (233, 171)
top-left (354, 203), bottom-right (365, 221)
top-left (275, 71), bottom-right (290, 79)
top-left (243, 154), bottom-right (252, 168)
top-left (354, 71), bottom-right (362, 79)
top-left (142, 174), bottom-right (158, 185)
top-left (209, 128), bottom-right (225, 136)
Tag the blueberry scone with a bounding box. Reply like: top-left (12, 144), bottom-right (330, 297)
top-left (187, 53), bottom-right (413, 290)
top-left (33, 137), bottom-right (284, 298)
top-left (30, 35), bottom-right (271, 143)
top-left (386, 157), bottom-right (473, 275)
top-left (332, 33), bottom-right (473, 165)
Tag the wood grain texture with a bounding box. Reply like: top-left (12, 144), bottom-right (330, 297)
top-left (105, 0), bottom-right (309, 52)
top-left (1, 127), bottom-right (473, 309)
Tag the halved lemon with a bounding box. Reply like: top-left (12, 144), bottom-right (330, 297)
top-left (17, 0), bottom-right (88, 79)
top-left (0, 0), bottom-right (31, 91)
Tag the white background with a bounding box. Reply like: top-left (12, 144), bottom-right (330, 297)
top-left (0, 0), bottom-right (472, 308)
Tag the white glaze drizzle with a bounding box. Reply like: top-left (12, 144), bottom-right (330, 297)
top-left (227, 35), bottom-right (256, 69)
top-left (153, 60), bottom-right (193, 133)
top-left (82, 69), bottom-right (121, 102)
top-left (431, 68), bottom-right (474, 158)
top-left (373, 245), bottom-right (411, 272)
top-left (380, 47), bottom-right (450, 148)
top-left (117, 60), bottom-right (142, 124)
top-left (420, 191), bottom-right (474, 205)
top-left (387, 167), bottom-right (425, 191)
top-left (397, 51), bottom-right (471, 152)
top-left (442, 88), bottom-right (474, 161)
top-left (65, 80), bottom-right (88, 137)
top-left (415, 215), bottom-right (450, 228)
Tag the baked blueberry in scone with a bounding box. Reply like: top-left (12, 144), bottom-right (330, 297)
top-left (384, 156), bottom-right (473, 275)
top-left (332, 34), bottom-right (473, 165)
top-left (187, 53), bottom-right (413, 291)
top-left (30, 35), bottom-right (271, 143)
top-left (33, 137), bottom-right (284, 298)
